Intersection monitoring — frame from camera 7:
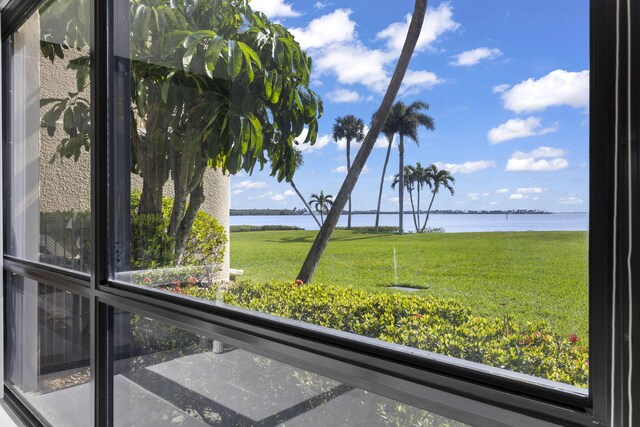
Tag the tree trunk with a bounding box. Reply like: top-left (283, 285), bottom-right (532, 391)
top-left (416, 185), bottom-right (421, 230)
top-left (346, 139), bottom-right (352, 229)
top-left (421, 191), bottom-right (437, 232)
top-left (174, 182), bottom-right (206, 265)
top-left (408, 186), bottom-right (419, 232)
top-left (319, 210), bottom-right (324, 226)
top-left (398, 136), bottom-right (405, 235)
top-left (297, 0), bottom-right (428, 283)
top-left (291, 181), bottom-right (321, 227)
top-left (375, 137), bottom-right (393, 231)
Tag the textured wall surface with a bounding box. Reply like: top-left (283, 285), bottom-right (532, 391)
top-left (39, 47), bottom-right (231, 279)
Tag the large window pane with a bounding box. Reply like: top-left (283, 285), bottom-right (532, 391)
top-left (110, 0), bottom-right (589, 388)
top-left (3, 0), bottom-right (92, 273)
top-left (4, 273), bottom-right (91, 425)
top-left (113, 307), bottom-right (468, 426)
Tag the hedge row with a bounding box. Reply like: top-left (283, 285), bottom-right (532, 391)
top-left (183, 281), bottom-right (588, 387)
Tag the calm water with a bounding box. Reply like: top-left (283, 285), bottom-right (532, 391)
top-left (230, 212), bottom-right (588, 233)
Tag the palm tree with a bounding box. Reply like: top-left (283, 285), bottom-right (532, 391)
top-left (290, 148), bottom-right (322, 228)
top-left (380, 101), bottom-right (435, 234)
top-left (420, 164), bottom-right (455, 232)
top-left (392, 165), bottom-right (419, 231)
top-left (374, 111), bottom-right (395, 232)
top-left (332, 115), bottom-right (365, 230)
top-left (297, 0), bottom-right (428, 283)
top-left (309, 191), bottom-right (333, 226)
top-left (412, 162), bottom-right (432, 230)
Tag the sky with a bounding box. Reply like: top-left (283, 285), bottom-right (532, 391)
top-left (231, 0), bottom-right (589, 212)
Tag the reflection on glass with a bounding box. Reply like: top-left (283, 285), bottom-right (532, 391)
top-left (113, 308), bottom-right (468, 426)
top-left (4, 0), bottom-right (92, 272)
top-left (109, 0), bottom-right (589, 388)
top-left (5, 274), bottom-right (91, 426)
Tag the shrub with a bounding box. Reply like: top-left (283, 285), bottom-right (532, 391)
top-left (184, 281), bottom-right (588, 387)
top-left (130, 191), bottom-right (226, 269)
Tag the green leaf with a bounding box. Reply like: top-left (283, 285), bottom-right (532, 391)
top-left (271, 73), bottom-right (282, 103)
top-left (247, 113), bottom-right (263, 155)
top-left (264, 70), bottom-right (274, 99)
top-left (161, 30), bottom-right (190, 57)
top-left (63, 108), bottom-right (75, 133)
top-left (226, 40), bottom-right (243, 80)
top-left (161, 71), bottom-right (176, 102)
top-left (205, 36), bottom-right (225, 78)
top-left (133, 4), bottom-right (152, 46)
top-left (237, 41), bottom-right (262, 68)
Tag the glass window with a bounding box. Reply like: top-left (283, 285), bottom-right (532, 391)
top-left (4, 273), bottom-right (91, 426)
top-left (107, 0), bottom-right (589, 389)
top-left (112, 307), bottom-right (469, 426)
top-left (3, 0), bottom-right (92, 273)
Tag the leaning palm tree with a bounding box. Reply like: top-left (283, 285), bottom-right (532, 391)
top-left (380, 101), bottom-right (435, 234)
top-left (289, 148), bottom-right (322, 228)
top-left (309, 191), bottom-right (334, 226)
top-left (420, 164), bottom-right (455, 232)
top-left (332, 115), bottom-right (365, 230)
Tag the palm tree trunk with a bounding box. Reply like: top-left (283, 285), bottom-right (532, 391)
top-left (407, 186), bottom-right (419, 232)
top-left (297, 0), bottom-right (428, 283)
top-left (420, 191), bottom-right (437, 232)
top-left (375, 137), bottom-right (393, 231)
top-left (416, 185), bottom-right (421, 230)
top-left (291, 181), bottom-right (321, 227)
top-left (320, 210), bottom-right (324, 226)
top-left (346, 139), bottom-right (352, 229)
top-left (398, 136), bottom-right (405, 235)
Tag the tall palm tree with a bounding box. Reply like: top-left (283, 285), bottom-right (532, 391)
top-left (309, 191), bottom-right (333, 226)
top-left (381, 101), bottom-right (435, 234)
top-left (332, 115), bottom-right (365, 230)
top-left (420, 164), bottom-right (455, 232)
top-left (412, 162), bottom-right (432, 229)
top-left (374, 111), bottom-right (395, 232)
top-left (290, 148), bottom-right (322, 228)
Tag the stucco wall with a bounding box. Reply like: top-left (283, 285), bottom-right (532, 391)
top-left (39, 45), bottom-right (231, 279)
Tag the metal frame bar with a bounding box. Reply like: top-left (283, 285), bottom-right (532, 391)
top-left (0, 0), bottom-right (633, 425)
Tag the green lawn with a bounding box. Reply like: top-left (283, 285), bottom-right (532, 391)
top-left (230, 230), bottom-right (588, 339)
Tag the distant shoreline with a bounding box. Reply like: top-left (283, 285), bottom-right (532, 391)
top-left (230, 209), bottom-right (585, 216)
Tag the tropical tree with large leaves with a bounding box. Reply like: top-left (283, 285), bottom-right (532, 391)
top-left (39, 0), bottom-right (322, 264)
top-left (298, 0), bottom-right (429, 283)
top-left (383, 100), bottom-right (435, 234)
top-left (308, 191), bottom-right (333, 226)
top-left (332, 115), bottom-right (365, 230)
top-left (420, 164), bottom-right (455, 232)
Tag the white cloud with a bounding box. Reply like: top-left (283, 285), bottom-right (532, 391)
top-left (516, 187), bottom-right (546, 194)
top-left (434, 160), bottom-right (496, 174)
top-left (376, 3), bottom-right (460, 53)
top-left (489, 201), bottom-right (499, 205)
top-left (283, 189), bottom-right (296, 197)
top-left (250, 0), bottom-right (300, 18)
top-left (509, 193), bottom-right (525, 200)
top-left (332, 165), bottom-right (368, 174)
top-left (467, 193), bottom-right (480, 201)
top-left (496, 188), bottom-right (510, 193)
top-left (290, 9), bottom-right (355, 50)
top-left (487, 117), bottom-right (558, 144)
top-left (450, 47), bottom-right (502, 66)
top-left (268, 189), bottom-right (297, 201)
top-left (313, 1), bottom-right (328, 9)
top-left (499, 69), bottom-right (589, 113)
top-left (492, 84), bottom-right (510, 93)
top-left (326, 88), bottom-right (361, 103)
top-left (506, 157), bottom-right (569, 172)
top-left (232, 180), bottom-right (268, 194)
top-left (559, 196), bottom-right (584, 205)
top-left (482, 192), bottom-right (491, 196)
top-left (294, 128), bottom-right (331, 153)
top-left (296, 9), bottom-right (445, 94)
top-left (399, 70), bottom-right (442, 95)
top-left (511, 146), bottom-right (567, 159)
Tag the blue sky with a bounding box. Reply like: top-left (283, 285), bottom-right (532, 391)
top-left (231, 0), bottom-right (589, 212)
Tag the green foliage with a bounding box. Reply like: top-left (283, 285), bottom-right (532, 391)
top-left (130, 191), bottom-right (226, 269)
top-left (39, 0), bottom-right (322, 181)
top-left (230, 230), bottom-right (589, 339)
top-left (231, 225), bottom-right (304, 232)
top-left (186, 281), bottom-right (588, 387)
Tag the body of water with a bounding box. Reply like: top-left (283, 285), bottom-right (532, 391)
top-left (230, 212), bottom-right (588, 233)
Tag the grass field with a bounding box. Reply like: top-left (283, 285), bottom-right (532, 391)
top-left (230, 230), bottom-right (589, 339)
